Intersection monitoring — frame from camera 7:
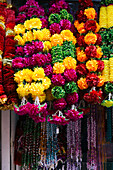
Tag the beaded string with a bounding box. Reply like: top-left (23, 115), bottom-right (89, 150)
top-left (112, 107), bottom-right (113, 141)
top-left (87, 114), bottom-right (91, 170)
top-left (106, 107), bottom-right (112, 142)
top-left (67, 122), bottom-right (71, 170)
top-left (72, 122), bottom-right (76, 170)
top-left (78, 119), bottom-right (82, 170)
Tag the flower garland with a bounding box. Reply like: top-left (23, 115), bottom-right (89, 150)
top-left (13, 0), bottom-right (51, 123)
top-left (0, 1), bottom-right (8, 107)
top-left (47, 0), bottom-right (83, 125)
top-left (75, 0), bottom-right (104, 105)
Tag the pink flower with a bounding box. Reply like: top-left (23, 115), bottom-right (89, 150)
top-left (44, 64), bottom-right (53, 76)
top-left (53, 98), bottom-right (67, 110)
top-left (51, 74), bottom-right (65, 86)
top-left (12, 57), bottom-right (24, 69)
top-left (40, 18), bottom-right (48, 28)
top-left (66, 92), bottom-right (79, 105)
top-left (49, 23), bottom-right (61, 35)
top-left (60, 19), bottom-right (71, 30)
top-left (16, 46), bottom-right (24, 56)
top-left (65, 109), bottom-right (83, 121)
top-left (64, 69), bottom-right (77, 82)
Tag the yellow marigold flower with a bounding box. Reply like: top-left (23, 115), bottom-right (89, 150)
top-left (77, 22), bottom-right (86, 34)
top-left (77, 78), bottom-right (88, 90)
top-left (14, 35), bottom-right (25, 46)
top-left (86, 59), bottom-right (98, 72)
top-left (96, 46), bottom-right (103, 59)
top-left (97, 76), bottom-right (105, 87)
top-left (32, 67), bottom-right (45, 81)
top-left (33, 30), bottom-right (44, 41)
top-left (46, 88), bottom-right (55, 101)
top-left (24, 18), bottom-right (42, 30)
top-left (23, 31), bottom-right (33, 42)
top-left (14, 24), bottom-right (25, 35)
top-left (14, 70), bottom-right (23, 84)
top-left (0, 16), bottom-right (5, 22)
top-left (99, 6), bottom-right (107, 28)
top-left (95, 22), bottom-right (100, 33)
top-left (22, 69), bottom-right (33, 83)
top-left (43, 41), bottom-right (52, 53)
top-left (41, 28), bottom-right (51, 41)
top-left (16, 83), bottom-right (29, 98)
top-left (29, 83), bottom-right (44, 97)
top-left (61, 30), bottom-right (73, 40)
top-left (38, 92), bottom-right (46, 103)
top-left (42, 77), bottom-right (51, 90)
top-left (84, 32), bottom-right (97, 45)
top-left (0, 21), bottom-right (5, 29)
top-left (63, 57), bottom-right (76, 70)
top-left (53, 62), bottom-right (65, 74)
top-left (84, 8), bottom-right (96, 19)
top-left (76, 47), bottom-right (88, 62)
top-left (50, 34), bottom-right (63, 47)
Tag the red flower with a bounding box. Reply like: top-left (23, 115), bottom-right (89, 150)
top-left (76, 63), bottom-right (88, 76)
top-left (96, 34), bottom-right (102, 45)
top-left (0, 27), bottom-right (5, 37)
top-left (86, 73), bottom-right (99, 87)
top-left (85, 45), bottom-right (97, 59)
top-left (4, 46), bottom-right (15, 54)
top-left (97, 60), bottom-right (104, 72)
top-left (77, 35), bottom-right (86, 47)
top-left (84, 20), bottom-right (97, 32)
top-left (76, 10), bottom-right (87, 23)
top-left (5, 38), bottom-right (16, 47)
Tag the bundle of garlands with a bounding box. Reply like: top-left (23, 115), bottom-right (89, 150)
top-left (13, 0), bottom-right (52, 123)
top-left (0, 0), bottom-right (18, 110)
top-left (99, 0), bottom-right (113, 28)
top-left (74, 0), bottom-right (104, 105)
top-left (47, 0), bottom-right (83, 125)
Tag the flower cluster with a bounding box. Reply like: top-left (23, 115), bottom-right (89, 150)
top-left (75, 0), bottom-right (104, 104)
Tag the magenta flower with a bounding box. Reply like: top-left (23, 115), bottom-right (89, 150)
top-left (12, 57), bottom-right (24, 69)
top-left (28, 104), bottom-right (40, 119)
top-left (53, 98), bottom-right (67, 110)
top-left (65, 109), bottom-right (83, 121)
top-left (19, 5), bottom-right (28, 13)
top-left (46, 53), bottom-right (52, 63)
top-left (64, 69), bottom-right (77, 82)
top-left (32, 53), bottom-right (46, 67)
top-left (49, 23), bottom-right (61, 35)
top-left (16, 14), bottom-right (26, 24)
top-left (60, 19), bottom-right (71, 30)
top-left (14, 102), bottom-right (32, 115)
top-left (16, 46), bottom-right (24, 56)
top-left (66, 92), bottom-right (79, 105)
top-left (48, 115), bottom-right (69, 125)
top-left (51, 74), bottom-right (65, 86)
top-left (40, 18), bottom-right (48, 28)
top-left (43, 64), bottom-right (53, 76)
top-left (24, 43), bottom-right (35, 56)
top-left (32, 41), bottom-right (44, 53)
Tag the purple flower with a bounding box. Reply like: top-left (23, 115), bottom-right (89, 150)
top-left (40, 18), bottom-right (48, 28)
top-left (27, 7), bottom-right (45, 18)
top-left (16, 14), bottom-right (26, 24)
top-left (60, 19), bottom-right (71, 30)
top-left (26, 0), bottom-right (39, 8)
top-left (12, 57), bottom-right (24, 69)
top-left (49, 23), bottom-right (61, 35)
top-left (53, 98), bottom-right (67, 110)
top-left (66, 92), bottom-right (78, 105)
top-left (46, 53), bottom-right (52, 63)
top-left (32, 41), bottom-right (44, 53)
top-left (51, 74), bottom-right (65, 86)
top-left (64, 69), bottom-right (77, 82)
top-left (16, 46), bottom-right (24, 56)
top-left (43, 64), bottom-right (53, 76)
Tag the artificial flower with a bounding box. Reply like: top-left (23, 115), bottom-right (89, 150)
top-left (77, 78), bottom-right (88, 90)
top-left (14, 35), bottom-right (25, 46)
top-left (32, 67), bottom-right (45, 81)
top-left (85, 45), bottom-right (97, 59)
top-left (53, 62), bottom-right (65, 74)
top-left (76, 9), bottom-right (87, 23)
top-left (65, 109), bottom-right (83, 121)
top-left (41, 28), bottom-right (51, 41)
top-left (50, 34), bottom-right (63, 47)
top-left (33, 30), bottom-right (44, 41)
top-left (44, 64), bottom-right (53, 76)
top-left (64, 81), bottom-right (78, 94)
top-left (84, 32), bottom-right (97, 45)
top-left (60, 30), bottom-right (76, 44)
top-left (86, 59), bottom-right (98, 72)
top-left (49, 23), bottom-right (61, 35)
top-left (97, 60), bottom-right (104, 72)
top-left (84, 8), bottom-right (96, 19)
top-left (86, 73), bottom-right (99, 87)
top-left (48, 114), bottom-right (69, 125)
top-left (29, 82), bottom-right (44, 97)
top-left (76, 63), bottom-right (88, 76)
top-left (43, 41), bottom-right (52, 53)
top-left (97, 76), bottom-right (105, 87)
top-left (84, 20), bottom-right (97, 33)
top-left (60, 19), bottom-right (71, 30)
top-left (23, 31), bottom-right (33, 42)
top-left (16, 83), bottom-right (29, 97)
top-left (101, 100), bottom-right (113, 108)
top-left (63, 57), bottom-right (76, 70)
top-left (77, 22), bottom-right (86, 34)
top-left (15, 46), bottom-right (24, 56)
top-left (52, 86), bottom-right (65, 99)
top-left (96, 33), bottom-right (102, 45)
top-left (42, 77), bottom-right (51, 90)
top-left (77, 35), bottom-right (86, 47)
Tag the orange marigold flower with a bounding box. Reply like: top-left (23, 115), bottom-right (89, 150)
top-left (96, 46), bottom-right (103, 59)
top-left (63, 57), bottom-right (77, 70)
top-left (84, 8), bottom-right (96, 19)
top-left (77, 22), bottom-right (86, 34)
top-left (53, 62), bottom-right (65, 74)
top-left (50, 34), bottom-right (63, 47)
top-left (77, 78), bottom-right (88, 90)
top-left (97, 76), bottom-right (105, 87)
top-left (74, 20), bottom-right (79, 28)
top-left (95, 22), bottom-right (100, 33)
top-left (84, 32), bottom-right (97, 45)
top-left (86, 59), bottom-right (98, 72)
top-left (76, 47), bottom-right (88, 62)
